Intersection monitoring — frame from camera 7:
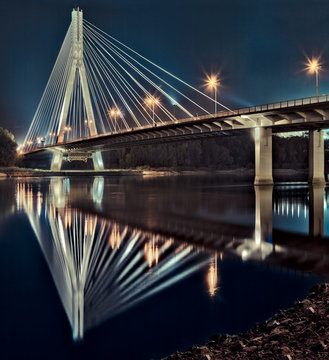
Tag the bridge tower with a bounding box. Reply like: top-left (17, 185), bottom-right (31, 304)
top-left (51, 9), bottom-right (104, 171)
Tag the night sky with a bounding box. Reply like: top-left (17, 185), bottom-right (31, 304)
top-left (1, 0), bottom-right (329, 142)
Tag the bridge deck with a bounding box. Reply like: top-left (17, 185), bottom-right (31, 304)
top-left (25, 94), bottom-right (329, 155)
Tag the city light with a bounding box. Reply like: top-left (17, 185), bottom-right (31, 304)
top-left (110, 108), bottom-right (121, 117)
top-left (207, 254), bottom-right (218, 297)
top-left (204, 73), bottom-right (220, 113)
top-left (144, 96), bottom-right (160, 125)
top-left (145, 97), bottom-right (153, 106)
top-left (304, 56), bottom-right (323, 98)
top-left (144, 236), bottom-right (159, 268)
top-left (109, 108), bottom-right (122, 131)
top-left (206, 75), bottom-right (219, 89)
top-left (306, 58), bottom-right (320, 74)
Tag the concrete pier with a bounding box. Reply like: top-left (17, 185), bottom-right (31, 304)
top-left (309, 130), bottom-right (325, 185)
top-left (50, 150), bottom-right (63, 171)
top-left (254, 127), bottom-right (273, 185)
top-left (92, 151), bottom-right (105, 171)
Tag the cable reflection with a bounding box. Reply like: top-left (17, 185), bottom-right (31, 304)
top-left (15, 179), bottom-right (216, 341)
top-left (14, 178), bottom-right (329, 341)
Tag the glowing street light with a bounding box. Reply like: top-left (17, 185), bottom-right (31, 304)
top-left (205, 74), bottom-right (220, 114)
top-left (109, 108), bottom-right (122, 131)
top-left (145, 96), bottom-right (160, 125)
top-left (305, 56), bottom-right (322, 98)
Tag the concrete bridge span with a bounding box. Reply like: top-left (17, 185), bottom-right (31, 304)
top-left (23, 95), bottom-right (329, 184)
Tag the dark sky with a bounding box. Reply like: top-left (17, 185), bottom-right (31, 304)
top-left (1, 0), bottom-right (329, 142)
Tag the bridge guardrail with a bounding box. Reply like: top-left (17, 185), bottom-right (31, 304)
top-left (201, 94), bottom-right (329, 120)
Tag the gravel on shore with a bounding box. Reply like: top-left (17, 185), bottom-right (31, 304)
top-left (163, 283), bottom-right (329, 360)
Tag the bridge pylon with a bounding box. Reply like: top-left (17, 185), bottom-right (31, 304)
top-left (52, 8), bottom-right (103, 171)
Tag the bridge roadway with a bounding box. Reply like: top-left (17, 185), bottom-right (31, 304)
top-left (24, 94), bottom-right (329, 184)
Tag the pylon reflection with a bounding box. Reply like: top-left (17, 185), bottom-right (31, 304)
top-left (16, 180), bottom-right (215, 341)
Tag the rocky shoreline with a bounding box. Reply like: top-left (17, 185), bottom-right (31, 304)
top-left (163, 283), bottom-right (329, 360)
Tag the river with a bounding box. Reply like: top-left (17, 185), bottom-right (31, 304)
top-left (0, 175), bottom-right (328, 359)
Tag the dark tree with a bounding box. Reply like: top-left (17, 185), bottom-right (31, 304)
top-left (102, 133), bottom-right (312, 171)
top-left (0, 127), bottom-right (17, 166)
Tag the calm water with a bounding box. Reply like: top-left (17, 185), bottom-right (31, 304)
top-left (0, 175), bottom-right (329, 360)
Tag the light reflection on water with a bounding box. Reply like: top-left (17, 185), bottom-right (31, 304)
top-left (15, 179), bottom-right (218, 341)
top-left (1, 176), bottom-right (329, 358)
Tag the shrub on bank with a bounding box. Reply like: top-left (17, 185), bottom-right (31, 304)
top-left (0, 127), bottom-right (17, 167)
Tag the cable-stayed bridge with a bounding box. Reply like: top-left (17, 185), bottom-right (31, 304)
top-left (22, 8), bottom-right (329, 184)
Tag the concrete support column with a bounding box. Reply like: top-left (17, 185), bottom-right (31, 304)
top-left (92, 151), bottom-right (104, 171)
top-left (309, 185), bottom-right (325, 237)
top-left (51, 150), bottom-right (63, 171)
top-left (309, 130), bottom-right (325, 185)
top-left (254, 127), bottom-right (273, 185)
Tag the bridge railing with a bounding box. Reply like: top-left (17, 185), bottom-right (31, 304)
top-left (216, 94), bottom-right (329, 118)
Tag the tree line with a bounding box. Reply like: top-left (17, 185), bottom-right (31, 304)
top-left (0, 126), bottom-right (326, 171)
top-left (102, 133), bottom-right (312, 170)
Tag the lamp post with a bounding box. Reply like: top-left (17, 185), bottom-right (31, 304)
top-left (109, 108), bottom-right (122, 131)
top-left (145, 96), bottom-right (160, 125)
top-left (306, 57), bottom-right (321, 98)
top-left (206, 74), bottom-right (220, 114)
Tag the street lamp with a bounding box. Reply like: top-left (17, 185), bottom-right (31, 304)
top-left (109, 108), bottom-right (121, 131)
top-left (205, 74), bottom-right (220, 113)
top-left (305, 57), bottom-right (322, 98)
top-left (145, 96), bottom-right (160, 125)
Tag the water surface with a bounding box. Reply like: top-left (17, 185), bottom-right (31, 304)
top-left (0, 175), bottom-right (328, 359)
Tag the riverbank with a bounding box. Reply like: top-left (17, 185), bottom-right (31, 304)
top-left (163, 283), bottom-right (329, 360)
top-left (0, 167), bottom-right (143, 177)
top-left (0, 167), bottom-right (311, 181)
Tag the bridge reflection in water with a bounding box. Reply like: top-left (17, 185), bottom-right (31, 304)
top-left (15, 178), bottom-right (329, 341)
top-left (16, 179), bottom-right (216, 341)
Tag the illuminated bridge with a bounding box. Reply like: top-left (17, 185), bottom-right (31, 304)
top-left (22, 8), bottom-right (329, 185)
